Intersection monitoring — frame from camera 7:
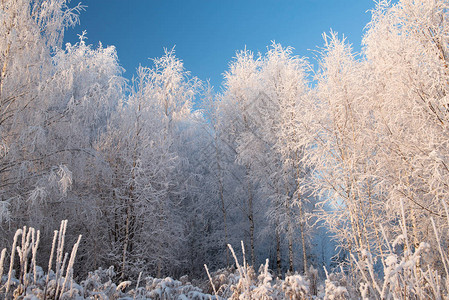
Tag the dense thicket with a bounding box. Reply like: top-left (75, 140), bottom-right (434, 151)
top-left (2, 0), bottom-right (449, 298)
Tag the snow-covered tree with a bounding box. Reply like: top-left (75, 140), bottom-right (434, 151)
top-left (0, 0), bottom-right (82, 223)
top-left (261, 43), bottom-right (312, 274)
top-left (217, 48), bottom-right (262, 268)
top-left (98, 50), bottom-right (201, 279)
top-left (215, 44), bottom-right (316, 274)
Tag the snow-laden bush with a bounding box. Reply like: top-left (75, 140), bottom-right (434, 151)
top-left (0, 221), bottom-right (215, 299)
top-left (349, 209), bottom-right (449, 300)
top-left (0, 220), bottom-right (83, 299)
top-left (80, 266), bottom-right (126, 299)
top-left (5, 222), bottom-right (449, 299)
top-left (252, 260), bottom-right (277, 299)
top-left (281, 273), bottom-right (309, 299)
top-left (352, 237), bottom-right (447, 299)
top-left (323, 267), bottom-right (349, 300)
top-left (203, 244), bottom-right (317, 299)
top-left (134, 276), bottom-right (209, 299)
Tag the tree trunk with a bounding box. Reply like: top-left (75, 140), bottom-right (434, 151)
top-left (276, 222), bottom-right (282, 277)
top-left (286, 195), bottom-right (294, 273)
top-left (295, 154), bottom-right (307, 274)
top-left (247, 180), bottom-right (255, 267)
top-left (0, 42), bottom-right (10, 100)
top-left (298, 198), bottom-right (307, 274)
top-left (121, 202), bottom-right (131, 280)
top-left (216, 137), bottom-right (229, 266)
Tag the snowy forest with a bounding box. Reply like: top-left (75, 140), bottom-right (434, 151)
top-left (1, 0), bottom-right (449, 299)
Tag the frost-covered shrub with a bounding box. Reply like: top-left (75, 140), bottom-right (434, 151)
top-left (8, 221), bottom-right (449, 300)
top-left (350, 220), bottom-right (449, 300)
top-left (323, 269), bottom-right (349, 300)
top-left (206, 266), bottom-right (239, 297)
top-left (132, 276), bottom-right (211, 300)
top-left (0, 221), bottom-right (82, 299)
top-left (207, 246), bottom-right (320, 299)
top-left (80, 266), bottom-right (125, 299)
top-left (281, 273), bottom-right (309, 300)
top-left (252, 260), bottom-right (277, 299)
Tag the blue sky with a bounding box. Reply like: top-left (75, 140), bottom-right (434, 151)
top-left (65, 0), bottom-right (375, 90)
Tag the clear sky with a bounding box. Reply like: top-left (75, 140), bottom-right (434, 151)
top-left (64, 0), bottom-right (376, 90)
